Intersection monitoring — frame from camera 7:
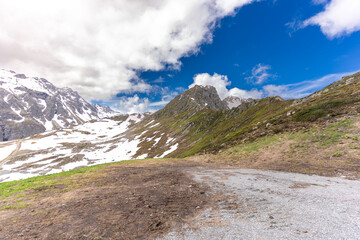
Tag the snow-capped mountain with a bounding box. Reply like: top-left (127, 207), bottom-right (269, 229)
top-left (0, 69), bottom-right (118, 141)
top-left (223, 96), bottom-right (254, 109)
top-left (0, 113), bottom-right (150, 182)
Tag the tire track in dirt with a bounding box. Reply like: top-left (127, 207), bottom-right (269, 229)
top-left (0, 139), bottom-right (23, 167)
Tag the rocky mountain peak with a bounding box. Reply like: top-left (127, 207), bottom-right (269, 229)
top-left (180, 85), bottom-right (229, 110)
top-left (153, 85), bottom-right (228, 119)
top-left (0, 69), bottom-right (119, 141)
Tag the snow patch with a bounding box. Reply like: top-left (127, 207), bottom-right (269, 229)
top-left (158, 144), bottom-right (179, 158)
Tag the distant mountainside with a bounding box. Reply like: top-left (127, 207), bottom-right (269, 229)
top-left (1, 72), bottom-right (360, 182)
top-left (154, 85), bottom-right (229, 119)
top-left (128, 72), bottom-right (360, 158)
top-left (129, 85), bottom-right (259, 158)
top-left (0, 69), bottom-right (118, 141)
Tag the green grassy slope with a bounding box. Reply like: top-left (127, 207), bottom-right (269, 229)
top-left (130, 72), bottom-right (360, 158)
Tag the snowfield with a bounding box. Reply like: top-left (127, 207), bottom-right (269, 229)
top-left (0, 143), bottom-right (17, 160)
top-left (0, 115), bottom-right (179, 182)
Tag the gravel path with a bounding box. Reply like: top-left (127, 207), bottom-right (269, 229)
top-left (0, 139), bottom-right (22, 167)
top-left (163, 169), bottom-right (360, 240)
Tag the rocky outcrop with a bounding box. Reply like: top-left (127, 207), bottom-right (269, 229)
top-left (154, 85), bottom-right (229, 119)
top-left (223, 96), bottom-right (255, 109)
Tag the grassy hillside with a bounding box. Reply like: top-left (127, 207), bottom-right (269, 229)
top-left (131, 72), bottom-right (360, 159)
top-left (193, 114), bottom-right (360, 179)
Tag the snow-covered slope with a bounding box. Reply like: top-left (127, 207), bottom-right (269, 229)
top-left (0, 113), bottom-right (180, 182)
top-left (0, 69), bottom-right (118, 141)
top-left (223, 96), bottom-right (254, 109)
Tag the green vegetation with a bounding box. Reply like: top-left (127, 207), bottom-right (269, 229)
top-left (332, 151), bottom-right (343, 157)
top-left (175, 97), bottom-right (292, 157)
top-left (312, 119), bottom-right (356, 147)
top-left (0, 159), bottom-right (148, 199)
top-left (0, 165), bottom-right (100, 199)
top-left (229, 135), bottom-right (281, 154)
top-left (294, 100), bottom-right (346, 122)
top-left (1, 203), bottom-right (29, 210)
top-left (221, 116), bottom-right (359, 158)
top-left (133, 72), bottom-right (360, 158)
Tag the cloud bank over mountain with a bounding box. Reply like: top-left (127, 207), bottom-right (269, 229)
top-left (0, 0), bottom-right (256, 101)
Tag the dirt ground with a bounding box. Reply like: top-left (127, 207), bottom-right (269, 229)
top-left (0, 155), bottom-right (359, 240)
top-left (162, 168), bottom-right (360, 239)
top-left (0, 163), bottom-right (209, 240)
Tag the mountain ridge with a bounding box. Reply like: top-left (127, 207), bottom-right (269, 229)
top-left (0, 69), bottom-right (118, 141)
top-left (1, 71), bottom-right (360, 182)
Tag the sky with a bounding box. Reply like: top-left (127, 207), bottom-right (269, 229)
top-left (1, 0), bottom-right (360, 113)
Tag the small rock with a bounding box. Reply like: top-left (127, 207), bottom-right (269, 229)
top-left (14, 74), bottom-right (27, 79)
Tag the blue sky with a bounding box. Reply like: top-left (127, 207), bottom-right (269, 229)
top-left (1, 0), bottom-right (360, 113)
top-left (102, 0), bottom-right (360, 113)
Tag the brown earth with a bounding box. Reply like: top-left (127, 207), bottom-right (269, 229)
top-left (188, 115), bottom-right (360, 180)
top-left (0, 162), bottom-right (209, 240)
top-left (1, 116), bottom-right (360, 239)
top-left (0, 153), bottom-right (359, 240)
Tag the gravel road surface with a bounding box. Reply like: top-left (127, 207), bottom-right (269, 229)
top-left (163, 169), bottom-right (360, 240)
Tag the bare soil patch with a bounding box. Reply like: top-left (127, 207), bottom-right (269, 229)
top-left (0, 163), bottom-right (209, 240)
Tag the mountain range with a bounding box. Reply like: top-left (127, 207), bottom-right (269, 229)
top-left (0, 70), bottom-right (360, 182)
top-left (0, 69), bottom-right (118, 141)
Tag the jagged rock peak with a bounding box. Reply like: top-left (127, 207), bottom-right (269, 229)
top-left (179, 85), bottom-right (229, 110)
top-left (154, 85), bottom-right (229, 119)
top-left (0, 69), bottom-right (119, 141)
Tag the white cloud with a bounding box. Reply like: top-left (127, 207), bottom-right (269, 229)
top-left (0, 0), bottom-right (256, 100)
top-left (152, 77), bottom-right (165, 83)
top-left (108, 86), bottom-right (183, 113)
top-left (190, 73), bottom-right (231, 99)
top-left (304, 0), bottom-right (360, 38)
top-left (189, 72), bottom-right (263, 99)
top-left (228, 88), bottom-right (263, 99)
top-left (263, 71), bottom-right (355, 99)
top-left (246, 64), bottom-right (275, 85)
top-left (115, 70), bottom-right (356, 113)
top-left (113, 95), bottom-right (150, 114)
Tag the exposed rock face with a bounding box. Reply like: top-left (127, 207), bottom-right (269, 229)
top-left (223, 96), bottom-right (255, 109)
top-left (0, 69), bottom-right (118, 141)
top-left (154, 85), bottom-right (229, 119)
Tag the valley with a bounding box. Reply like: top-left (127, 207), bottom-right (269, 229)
top-left (0, 71), bottom-right (360, 239)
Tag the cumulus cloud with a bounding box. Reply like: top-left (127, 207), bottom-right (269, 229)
top-left (228, 88), bottom-right (263, 99)
top-left (112, 95), bottom-right (150, 114)
top-left (190, 73), bottom-right (231, 99)
top-left (0, 0), bottom-right (256, 100)
top-left (189, 72), bottom-right (263, 99)
top-left (113, 70), bottom-right (355, 113)
top-left (304, 0), bottom-right (360, 38)
top-left (189, 71), bottom-right (355, 103)
top-left (246, 64), bottom-right (275, 85)
top-left (107, 86), bottom-right (183, 113)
